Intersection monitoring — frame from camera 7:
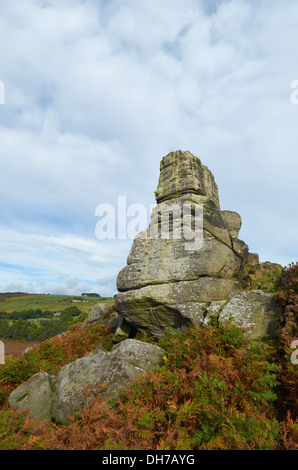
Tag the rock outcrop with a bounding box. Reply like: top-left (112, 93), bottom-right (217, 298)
top-left (8, 339), bottom-right (165, 424)
top-left (82, 302), bottom-right (119, 330)
top-left (8, 372), bottom-right (54, 422)
top-left (51, 339), bottom-right (164, 424)
top-left (115, 150), bottom-right (284, 339)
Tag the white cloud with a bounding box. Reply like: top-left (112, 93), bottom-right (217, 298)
top-left (0, 227), bottom-right (131, 295)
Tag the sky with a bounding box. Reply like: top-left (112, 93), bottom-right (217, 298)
top-left (0, 0), bottom-right (297, 296)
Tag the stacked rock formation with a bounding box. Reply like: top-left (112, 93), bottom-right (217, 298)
top-left (115, 150), bottom-right (284, 340)
top-left (7, 150), bottom-right (285, 424)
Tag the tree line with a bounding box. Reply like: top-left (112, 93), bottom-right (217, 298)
top-left (0, 306), bottom-right (82, 342)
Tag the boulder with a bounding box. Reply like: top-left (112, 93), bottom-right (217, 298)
top-left (50, 339), bottom-right (165, 424)
top-left (82, 302), bottom-right (118, 330)
top-left (50, 351), bottom-right (109, 424)
top-left (109, 339), bottom-right (165, 371)
top-left (218, 290), bottom-right (283, 340)
top-left (8, 372), bottom-right (54, 422)
top-left (117, 227), bottom-right (243, 291)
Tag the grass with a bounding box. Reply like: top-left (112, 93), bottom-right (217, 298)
top-left (0, 294), bottom-right (114, 314)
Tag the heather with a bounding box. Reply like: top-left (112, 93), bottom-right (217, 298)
top-left (0, 263), bottom-right (297, 450)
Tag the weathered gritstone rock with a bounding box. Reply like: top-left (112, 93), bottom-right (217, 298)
top-left (8, 371), bottom-right (54, 422)
top-left (50, 339), bottom-right (165, 425)
top-left (115, 150), bottom-right (284, 339)
top-left (218, 290), bottom-right (283, 340)
top-left (82, 303), bottom-right (109, 328)
top-left (154, 150), bottom-right (220, 206)
top-left (82, 302), bottom-right (119, 330)
top-left (221, 210), bottom-right (242, 238)
top-left (115, 278), bottom-right (242, 337)
top-left (8, 338), bottom-right (165, 425)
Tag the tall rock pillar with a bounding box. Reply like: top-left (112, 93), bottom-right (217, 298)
top-left (114, 150), bottom-right (283, 340)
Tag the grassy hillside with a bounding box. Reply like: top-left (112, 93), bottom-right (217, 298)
top-left (0, 293), bottom-right (114, 314)
top-left (0, 293), bottom-right (114, 343)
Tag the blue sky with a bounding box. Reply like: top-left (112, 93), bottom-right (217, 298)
top-left (0, 0), bottom-right (297, 296)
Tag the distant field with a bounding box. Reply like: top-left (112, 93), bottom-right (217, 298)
top-left (0, 293), bottom-right (114, 314)
top-left (2, 339), bottom-right (41, 359)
